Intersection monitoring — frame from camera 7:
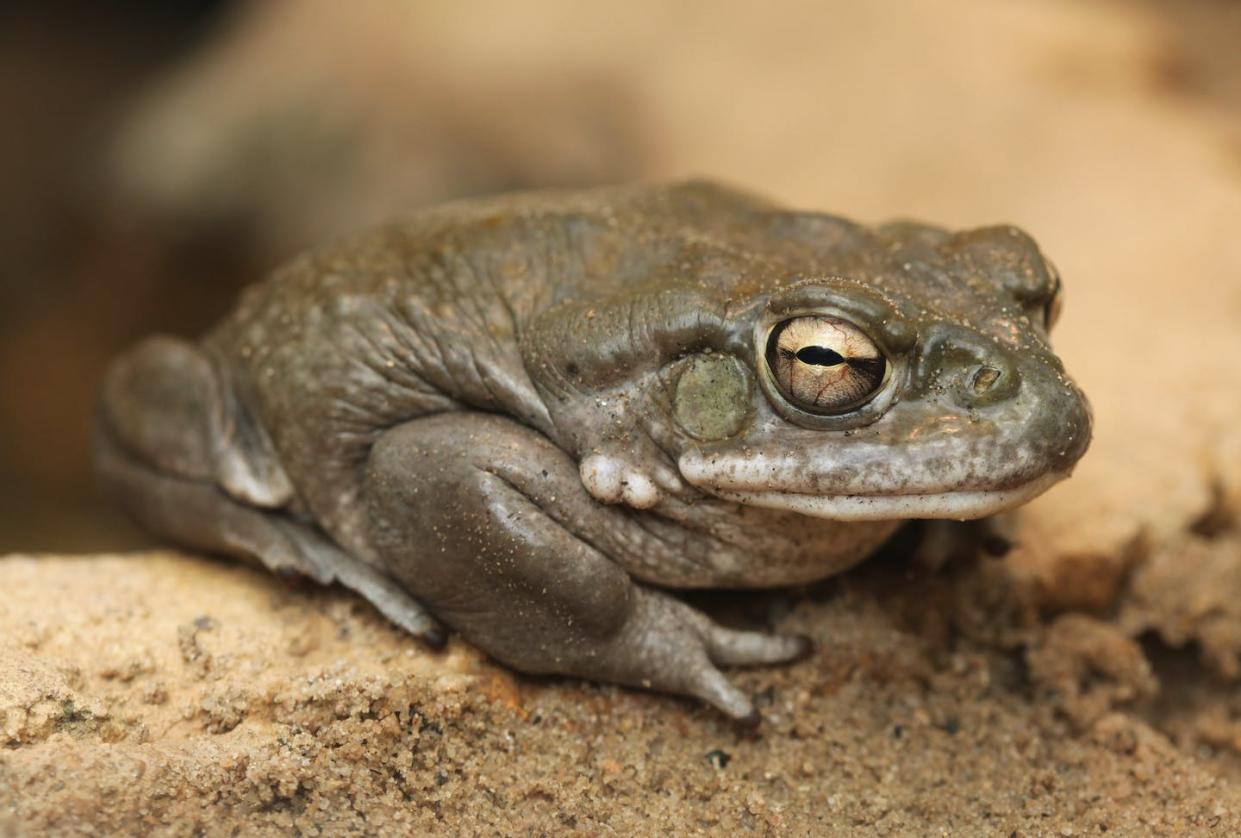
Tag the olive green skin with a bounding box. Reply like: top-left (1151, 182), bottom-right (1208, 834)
top-left (95, 182), bottom-right (1090, 720)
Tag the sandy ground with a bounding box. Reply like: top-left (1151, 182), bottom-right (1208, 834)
top-left (4, 0), bottom-right (1241, 833)
top-left (2, 545), bottom-right (1240, 836)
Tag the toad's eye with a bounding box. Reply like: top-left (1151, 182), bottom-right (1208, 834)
top-left (764, 316), bottom-right (888, 414)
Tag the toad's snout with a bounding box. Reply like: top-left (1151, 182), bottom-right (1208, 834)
top-left (909, 323), bottom-right (1091, 475)
top-left (913, 323), bottom-right (1026, 409)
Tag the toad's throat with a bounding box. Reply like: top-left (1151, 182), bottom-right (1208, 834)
top-left (693, 471), bottom-right (1066, 522)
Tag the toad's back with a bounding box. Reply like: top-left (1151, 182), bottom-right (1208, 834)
top-left (201, 219), bottom-right (555, 555)
top-left (197, 183), bottom-right (809, 554)
top-left (97, 180), bottom-right (921, 586)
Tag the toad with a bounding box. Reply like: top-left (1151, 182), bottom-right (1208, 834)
top-left (96, 182), bottom-right (1090, 720)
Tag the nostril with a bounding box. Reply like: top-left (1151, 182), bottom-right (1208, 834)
top-left (961, 358), bottom-right (1019, 407)
top-left (971, 365), bottom-right (1002, 395)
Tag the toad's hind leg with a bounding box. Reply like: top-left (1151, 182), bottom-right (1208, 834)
top-left (96, 336), bottom-right (440, 642)
top-left (364, 413), bottom-right (811, 720)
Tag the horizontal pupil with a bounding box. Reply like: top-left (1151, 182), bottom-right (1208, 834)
top-left (795, 345), bottom-right (845, 366)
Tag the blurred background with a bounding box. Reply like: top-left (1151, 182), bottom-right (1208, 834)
top-left (2, 0), bottom-right (1240, 552)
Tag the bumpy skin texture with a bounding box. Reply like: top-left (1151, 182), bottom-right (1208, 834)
top-left (96, 182), bottom-right (1091, 719)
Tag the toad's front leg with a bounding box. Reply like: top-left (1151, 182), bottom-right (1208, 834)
top-left (363, 413), bottom-right (808, 721)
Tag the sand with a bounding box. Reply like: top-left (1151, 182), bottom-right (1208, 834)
top-left (1, 544), bottom-right (1238, 836)
top-left (5, 0), bottom-right (1241, 833)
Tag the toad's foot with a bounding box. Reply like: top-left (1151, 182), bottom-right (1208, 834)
top-left (599, 587), bottom-right (812, 720)
top-left (578, 448), bottom-right (686, 510)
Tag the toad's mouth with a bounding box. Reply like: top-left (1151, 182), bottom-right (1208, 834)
top-left (688, 471), bottom-right (1066, 522)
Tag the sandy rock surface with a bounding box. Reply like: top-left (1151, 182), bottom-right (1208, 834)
top-left (5, 0), bottom-right (1241, 833)
top-left (3, 549), bottom-right (1240, 836)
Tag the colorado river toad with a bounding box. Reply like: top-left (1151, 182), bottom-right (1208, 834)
top-left (96, 182), bottom-right (1090, 720)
